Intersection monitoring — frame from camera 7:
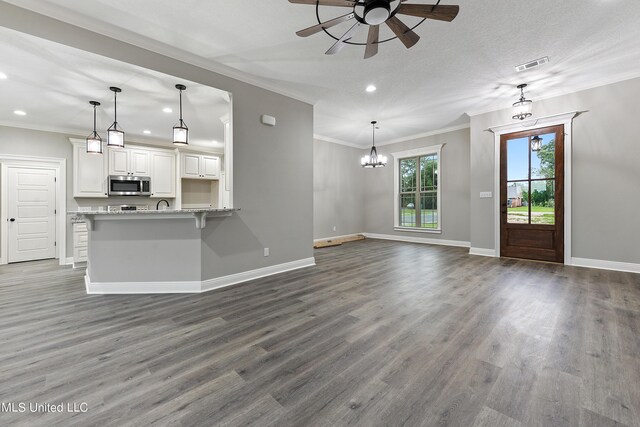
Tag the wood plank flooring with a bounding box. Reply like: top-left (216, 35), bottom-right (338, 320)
top-left (0, 239), bottom-right (639, 426)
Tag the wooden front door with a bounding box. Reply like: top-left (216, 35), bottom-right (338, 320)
top-left (500, 125), bottom-right (564, 263)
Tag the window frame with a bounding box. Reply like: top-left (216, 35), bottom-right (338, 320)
top-left (392, 144), bottom-right (443, 233)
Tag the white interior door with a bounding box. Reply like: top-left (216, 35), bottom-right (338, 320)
top-left (7, 167), bottom-right (56, 263)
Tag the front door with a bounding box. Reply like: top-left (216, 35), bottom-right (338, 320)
top-left (7, 167), bottom-right (57, 263)
top-left (500, 125), bottom-right (564, 263)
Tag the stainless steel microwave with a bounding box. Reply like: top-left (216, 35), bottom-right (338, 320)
top-left (108, 175), bottom-right (151, 196)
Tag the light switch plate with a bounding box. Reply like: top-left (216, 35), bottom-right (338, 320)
top-left (480, 192), bottom-right (493, 198)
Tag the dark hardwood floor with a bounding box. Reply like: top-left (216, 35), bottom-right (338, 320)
top-left (1, 239), bottom-right (639, 426)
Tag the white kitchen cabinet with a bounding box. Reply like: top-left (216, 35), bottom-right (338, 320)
top-left (73, 222), bottom-right (88, 269)
top-left (181, 153), bottom-right (219, 179)
top-left (108, 147), bottom-right (150, 176)
top-left (150, 151), bottom-right (176, 198)
top-left (73, 142), bottom-right (108, 198)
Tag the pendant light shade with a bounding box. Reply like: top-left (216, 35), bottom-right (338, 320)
top-left (107, 86), bottom-right (125, 148)
top-left (512, 83), bottom-right (533, 121)
top-left (173, 84), bottom-right (189, 146)
top-left (86, 101), bottom-right (103, 154)
top-left (361, 121), bottom-right (387, 168)
top-left (531, 135), bottom-right (543, 152)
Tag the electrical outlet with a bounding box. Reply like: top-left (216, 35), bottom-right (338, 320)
top-left (264, 248), bottom-right (269, 257)
top-left (480, 192), bottom-right (493, 198)
top-left (333, 226), bottom-right (337, 232)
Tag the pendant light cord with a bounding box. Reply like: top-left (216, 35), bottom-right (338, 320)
top-left (114, 90), bottom-right (117, 123)
top-left (179, 88), bottom-right (183, 122)
top-left (371, 121), bottom-right (376, 148)
top-left (93, 104), bottom-right (97, 132)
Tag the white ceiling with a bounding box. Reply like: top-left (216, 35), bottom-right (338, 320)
top-left (0, 27), bottom-right (230, 150)
top-left (2, 0), bottom-right (640, 147)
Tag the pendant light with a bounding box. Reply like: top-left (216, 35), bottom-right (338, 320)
top-left (531, 135), bottom-right (543, 152)
top-left (361, 120), bottom-right (387, 168)
top-left (86, 101), bottom-right (103, 154)
top-left (107, 86), bottom-right (125, 147)
top-left (173, 84), bottom-right (188, 145)
top-left (512, 83), bottom-right (533, 121)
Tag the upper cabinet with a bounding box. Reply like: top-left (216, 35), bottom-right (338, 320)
top-left (150, 151), bottom-right (176, 198)
top-left (108, 147), bottom-right (150, 176)
top-left (181, 153), bottom-right (219, 180)
top-left (72, 142), bottom-right (108, 198)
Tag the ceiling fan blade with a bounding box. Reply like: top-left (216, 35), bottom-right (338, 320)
top-left (364, 25), bottom-right (379, 59)
top-left (326, 22), bottom-right (361, 55)
top-left (385, 16), bottom-right (420, 49)
top-left (397, 4), bottom-right (460, 22)
top-left (296, 13), bottom-right (355, 37)
top-left (289, 0), bottom-right (356, 7)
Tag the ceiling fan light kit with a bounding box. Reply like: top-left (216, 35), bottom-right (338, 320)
top-left (290, 0), bottom-right (459, 59)
top-left (512, 83), bottom-right (533, 121)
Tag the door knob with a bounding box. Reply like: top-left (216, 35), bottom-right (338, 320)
top-left (9, 218), bottom-right (15, 222)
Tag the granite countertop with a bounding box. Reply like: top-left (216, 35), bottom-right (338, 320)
top-left (68, 208), bottom-right (239, 215)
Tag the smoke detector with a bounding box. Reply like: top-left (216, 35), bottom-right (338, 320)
top-left (515, 57), bottom-right (549, 72)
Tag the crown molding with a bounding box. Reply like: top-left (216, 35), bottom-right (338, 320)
top-left (376, 124), bottom-right (470, 147)
top-left (313, 134), bottom-right (364, 149)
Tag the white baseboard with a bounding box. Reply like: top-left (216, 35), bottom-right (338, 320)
top-left (202, 257), bottom-right (316, 292)
top-left (85, 257), bottom-right (316, 295)
top-left (314, 233), bottom-right (363, 243)
top-left (64, 257), bottom-right (74, 265)
top-left (469, 247), bottom-right (497, 257)
top-left (363, 233), bottom-right (470, 248)
top-left (571, 257), bottom-right (640, 274)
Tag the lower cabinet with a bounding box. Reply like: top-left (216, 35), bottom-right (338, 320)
top-left (73, 222), bottom-right (88, 269)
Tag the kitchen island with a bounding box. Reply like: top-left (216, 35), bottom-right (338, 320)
top-left (70, 208), bottom-right (257, 294)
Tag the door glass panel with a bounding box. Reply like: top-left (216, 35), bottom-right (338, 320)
top-left (531, 133), bottom-right (556, 179)
top-left (507, 137), bottom-right (529, 181)
top-left (507, 182), bottom-right (529, 223)
top-left (531, 180), bottom-right (555, 224)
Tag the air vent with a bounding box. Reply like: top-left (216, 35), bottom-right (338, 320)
top-left (515, 56), bottom-right (549, 72)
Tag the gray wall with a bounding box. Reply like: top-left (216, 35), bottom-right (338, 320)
top-left (313, 139), bottom-right (365, 239)
top-left (470, 77), bottom-right (640, 264)
top-left (362, 128), bottom-right (471, 243)
top-left (0, 3), bottom-right (314, 275)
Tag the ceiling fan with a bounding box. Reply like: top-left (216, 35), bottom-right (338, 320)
top-left (289, 0), bottom-right (459, 59)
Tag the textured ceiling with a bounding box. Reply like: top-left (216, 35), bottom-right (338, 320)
top-left (0, 27), bottom-right (229, 150)
top-left (2, 0), bottom-right (640, 146)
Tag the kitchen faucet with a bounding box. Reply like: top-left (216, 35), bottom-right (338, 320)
top-left (156, 199), bottom-right (170, 210)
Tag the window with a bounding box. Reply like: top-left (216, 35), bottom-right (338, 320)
top-left (393, 145), bottom-right (442, 232)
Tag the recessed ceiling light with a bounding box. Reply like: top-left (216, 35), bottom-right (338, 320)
top-left (13, 110), bottom-right (26, 116)
top-left (366, 85), bottom-right (377, 93)
top-left (0, 72), bottom-right (7, 80)
top-left (163, 107), bottom-right (173, 113)
top-left (212, 140), bottom-right (218, 144)
top-left (143, 130), bottom-right (151, 134)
